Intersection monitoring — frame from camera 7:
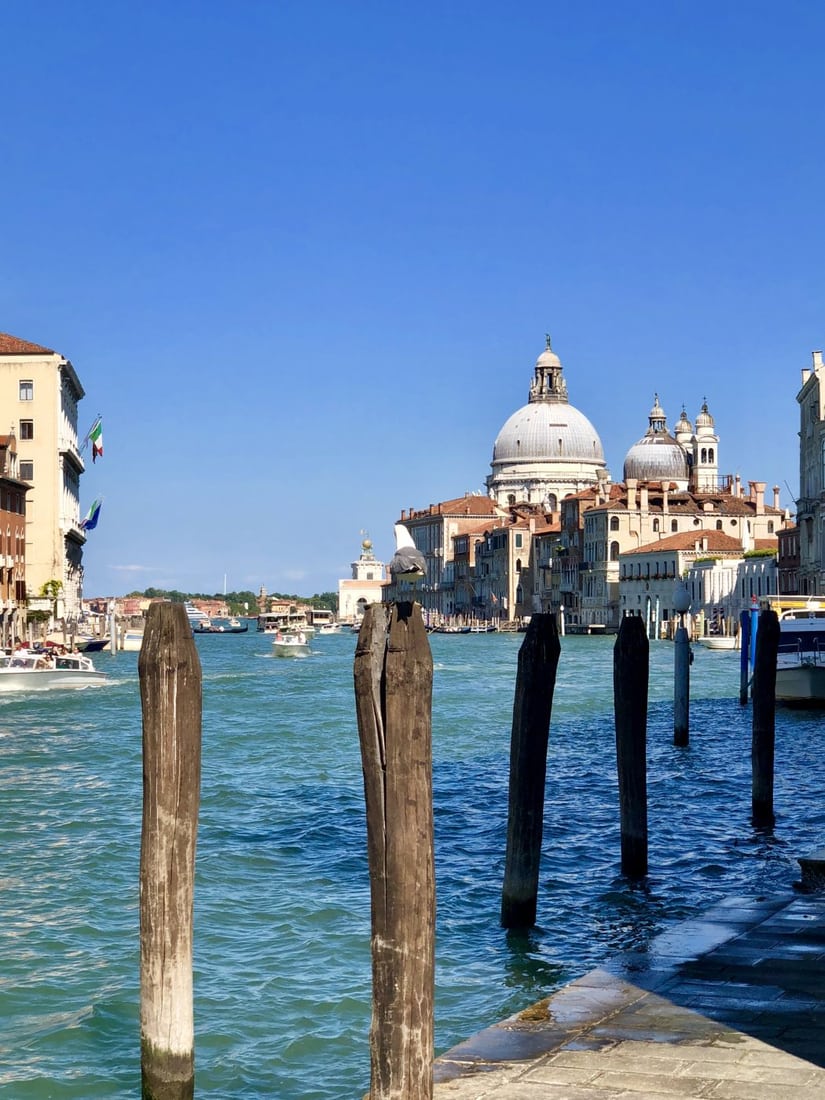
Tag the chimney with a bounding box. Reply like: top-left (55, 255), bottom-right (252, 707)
top-left (814, 350), bottom-right (823, 368)
top-left (773, 485), bottom-right (781, 510)
top-left (627, 478), bottom-right (637, 510)
top-left (753, 481), bottom-right (765, 515)
top-left (733, 474), bottom-right (741, 499)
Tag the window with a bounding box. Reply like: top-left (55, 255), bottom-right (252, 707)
top-left (19, 420), bottom-right (33, 440)
top-left (716, 520), bottom-right (723, 530)
top-left (610, 515), bottom-right (619, 531)
top-left (671, 520), bottom-right (678, 532)
top-left (610, 541), bottom-right (619, 561)
top-left (514, 533), bottom-right (523, 548)
top-left (19, 380), bottom-right (33, 401)
top-left (652, 518), bottom-right (659, 532)
top-left (19, 460), bottom-right (33, 481)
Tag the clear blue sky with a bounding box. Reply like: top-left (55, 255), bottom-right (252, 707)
top-left (2, 1), bottom-right (821, 598)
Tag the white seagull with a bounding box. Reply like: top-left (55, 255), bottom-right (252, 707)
top-left (389, 523), bottom-right (426, 591)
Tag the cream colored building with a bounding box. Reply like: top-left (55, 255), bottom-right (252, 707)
top-left (338, 538), bottom-right (387, 623)
top-left (796, 349), bottom-right (825, 594)
top-left (0, 333), bottom-right (86, 619)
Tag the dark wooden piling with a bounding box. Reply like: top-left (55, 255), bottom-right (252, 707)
top-left (500, 614), bottom-right (561, 929)
top-left (354, 601), bottom-right (434, 1100)
top-left (752, 608), bottom-right (780, 829)
top-left (739, 610), bottom-right (751, 705)
top-left (614, 615), bottom-right (649, 878)
top-left (139, 602), bottom-right (202, 1100)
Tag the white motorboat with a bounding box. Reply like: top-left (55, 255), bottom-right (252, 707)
top-left (316, 623), bottom-right (343, 635)
top-left (0, 650), bottom-right (108, 690)
top-left (771, 598), bottom-right (825, 706)
top-left (697, 634), bottom-right (739, 650)
top-left (272, 632), bottom-right (311, 658)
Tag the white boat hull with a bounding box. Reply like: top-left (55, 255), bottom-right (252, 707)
top-left (273, 638), bottom-right (310, 658)
top-left (697, 636), bottom-right (739, 650)
top-left (0, 652), bottom-right (107, 691)
top-left (775, 664), bottom-right (825, 705)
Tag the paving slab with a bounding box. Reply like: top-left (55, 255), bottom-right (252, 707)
top-left (433, 892), bottom-right (825, 1099)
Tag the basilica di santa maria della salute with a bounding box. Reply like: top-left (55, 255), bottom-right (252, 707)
top-left (387, 336), bottom-right (789, 634)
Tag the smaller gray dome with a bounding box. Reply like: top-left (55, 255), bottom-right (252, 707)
top-left (623, 435), bottom-right (690, 482)
top-left (623, 394), bottom-right (690, 484)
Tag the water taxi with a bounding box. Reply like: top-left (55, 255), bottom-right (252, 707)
top-left (272, 631), bottom-right (311, 658)
top-left (0, 650), bottom-right (108, 690)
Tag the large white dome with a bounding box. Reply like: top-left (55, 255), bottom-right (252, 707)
top-left (493, 402), bottom-right (605, 463)
top-left (622, 395), bottom-right (690, 489)
top-left (486, 338), bottom-right (608, 508)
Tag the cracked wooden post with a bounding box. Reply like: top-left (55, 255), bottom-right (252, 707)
top-left (614, 614), bottom-right (649, 879)
top-left (752, 607), bottom-right (780, 829)
top-left (354, 601), bottom-right (434, 1100)
top-left (139, 602), bottom-right (202, 1100)
top-left (500, 613), bottom-right (561, 928)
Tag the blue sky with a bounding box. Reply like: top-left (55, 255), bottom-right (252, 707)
top-left (2, 2), bottom-right (822, 598)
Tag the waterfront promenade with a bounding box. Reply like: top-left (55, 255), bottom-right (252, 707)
top-left (433, 890), bottom-right (825, 1098)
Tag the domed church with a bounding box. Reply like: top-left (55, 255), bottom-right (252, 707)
top-left (623, 395), bottom-right (719, 492)
top-left (486, 337), bottom-right (608, 509)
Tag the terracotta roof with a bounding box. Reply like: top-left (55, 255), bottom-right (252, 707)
top-left (624, 530), bottom-right (745, 556)
top-left (0, 332), bottom-right (55, 355)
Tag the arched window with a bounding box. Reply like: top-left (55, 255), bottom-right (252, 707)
top-left (508, 494), bottom-right (516, 506)
top-left (708, 448), bottom-right (714, 463)
top-left (515, 558), bottom-right (522, 573)
top-left (652, 518), bottom-right (659, 531)
top-left (610, 515), bottom-right (619, 531)
top-left (671, 520), bottom-right (678, 532)
top-left (716, 520), bottom-right (722, 530)
top-left (516, 584), bottom-right (523, 604)
top-left (610, 541), bottom-right (620, 561)
top-left (701, 447), bottom-right (708, 463)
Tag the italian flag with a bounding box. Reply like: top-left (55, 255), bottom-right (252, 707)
top-left (89, 418), bottom-right (103, 463)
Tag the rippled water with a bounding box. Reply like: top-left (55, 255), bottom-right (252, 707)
top-left (0, 628), bottom-right (822, 1098)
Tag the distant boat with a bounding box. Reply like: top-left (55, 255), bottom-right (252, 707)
top-left (272, 632), bottom-right (311, 658)
top-left (697, 635), bottom-right (739, 650)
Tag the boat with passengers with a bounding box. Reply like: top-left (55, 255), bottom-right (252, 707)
top-left (0, 649), bottom-right (108, 690)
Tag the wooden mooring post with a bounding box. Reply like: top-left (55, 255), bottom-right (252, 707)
top-left (354, 601), bottom-right (435, 1100)
top-left (139, 602), bottom-right (202, 1100)
top-left (739, 609), bottom-right (751, 705)
top-left (752, 607), bottom-right (780, 829)
top-left (614, 615), bottom-right (649, 878)
top-left (500, 613), bottom-right (561, 929)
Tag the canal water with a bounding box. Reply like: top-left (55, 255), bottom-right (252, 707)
top-left (1, 627), bottom-right (822, 1098)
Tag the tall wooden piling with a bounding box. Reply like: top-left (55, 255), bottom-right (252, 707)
top-left (614, 615), bottom-right (649, 878)
top-left (752, 607), bottom-right (780, 829)
top-left (501, 614), bottom-right (561, 929)
top-left (354, 602), bottom-right (434, 1100)
top-left (139, 602), bottom-right (202, 1100)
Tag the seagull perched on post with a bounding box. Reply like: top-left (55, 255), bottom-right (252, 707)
top-left (389, 523), bottom-right (426, 594)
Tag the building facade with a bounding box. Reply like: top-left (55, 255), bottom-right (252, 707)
top-left (0, 433), bottom-right (28, 645)
top-left (0, 333), bottom-right (86, 619)
top-left (338, 538), bottom-right (387, 623)
top-left (796, 349), bottom-right (825, 594)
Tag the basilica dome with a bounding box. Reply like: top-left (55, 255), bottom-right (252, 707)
top-left (487, 338), bottom-right (607, 509)
top-left (623, 395), bottom-right (690, 488)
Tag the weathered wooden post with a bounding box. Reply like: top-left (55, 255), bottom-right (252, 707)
top-left (501, 614), bottom-right (561, 928)
top-left (739, 609), bottom-right (751, 705)
top-left (614, 614), bottom-right (649, 878)
top-left (752, 607), bottom-right (780, 829)
top-left (354, 601), bottom-right (434, 1100)
top-left (139, 602), bottom-right (202, 1100)
top-left (673, 582), bottom-right (691, 747)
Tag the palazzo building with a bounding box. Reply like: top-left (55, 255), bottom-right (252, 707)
top-left (0, 333), bottom-right (87, 619)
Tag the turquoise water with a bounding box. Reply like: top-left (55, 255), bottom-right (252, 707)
top-left (1, 628), bottom-right (822, 1098)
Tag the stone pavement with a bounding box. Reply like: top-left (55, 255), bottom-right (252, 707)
top-left (433, 892), bottom-right (825, 1098)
